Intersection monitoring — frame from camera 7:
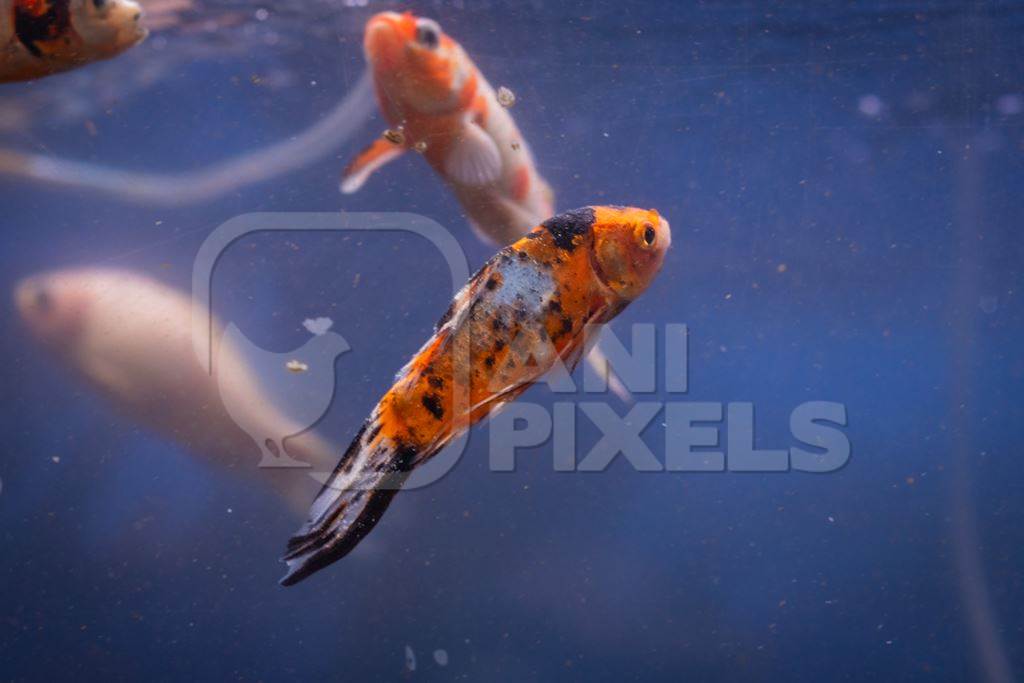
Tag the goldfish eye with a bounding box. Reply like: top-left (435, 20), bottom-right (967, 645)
top-left (415, 18), bottom-right (441, 50)
top-left (642, 223), bottom-right (656, 246)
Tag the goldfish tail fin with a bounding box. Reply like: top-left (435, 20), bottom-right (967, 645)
top-left (279, 422), bottom-right (416, 586)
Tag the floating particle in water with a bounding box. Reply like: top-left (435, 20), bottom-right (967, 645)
top-left (413, 140), bottom-right (428, 153)
top-left (286, 359), bottom-right (309, 373)
top-left (384, 127), bottom-right (406, 145)
top-left (255, 8), bottom-right (269, 21)
top-left (303, 317), bottom-right (334, 336)
top-left (51, 456), bottom-right (60, 464)
top-left (978, 296), bottom-right (998, 314)
top-left (497, 86), bottom-right (516, 108)
top-left (776, 263), bottom-right (788, 273)
top-left (511, 141), bottom-right (521, 151)
top-left (404, 645), bottom-right (417, 672)
top-left (433, 649), bottom-right (449, 667)
top-left (858, 94), bottom-right (883, 117)
top-left (827, 515), bottom-right (835, 523)
top-left (996, 93), bottom-right (1023, 116)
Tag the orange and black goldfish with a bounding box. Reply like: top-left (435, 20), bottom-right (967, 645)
top-left (281, 206), bottom-right (671, 585)
top-left (1, 0), bottom-right (146, 82)
top-left (341, 11), bottom-right (554, 246)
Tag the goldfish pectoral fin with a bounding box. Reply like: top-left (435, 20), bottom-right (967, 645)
top-left (585, 347), bottom-right (634, 405)
top-left (340, 137), bottom-right (406, 194)
top-left (444, 121), bottom-right (502, 186)
top-left (279, 429), bottom-right (416, 586)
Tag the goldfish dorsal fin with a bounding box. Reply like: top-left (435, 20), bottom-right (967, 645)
top-left (340, 136), bottom-right (406, 194)
top-left (444, 120), bottom-right (501, 186)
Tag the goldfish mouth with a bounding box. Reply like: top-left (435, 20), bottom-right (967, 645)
top-left (364, 11), bottom-right (413, 67)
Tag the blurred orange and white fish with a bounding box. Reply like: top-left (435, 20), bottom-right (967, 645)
top-left (342, 10), bottom-right (554, 246)
top-left (0, 0), bottom-right (147, 82)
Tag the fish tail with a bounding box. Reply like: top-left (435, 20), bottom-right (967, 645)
top-left (279, 420), bottom-right (418, 586)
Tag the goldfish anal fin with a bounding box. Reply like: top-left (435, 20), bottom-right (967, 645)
top-left (340, 137), bottom-right (406, 194)
top-left (444, 120), bottom-right (501, 187)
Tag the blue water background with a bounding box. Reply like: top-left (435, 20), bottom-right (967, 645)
top-left (0, 1), bottom-right (1022, 680)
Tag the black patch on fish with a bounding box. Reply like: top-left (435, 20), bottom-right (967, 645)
top-left (541, 207), bottom-right (595, 251)
top-left (548, 299), bottom-right (562, 313)
top-left (366, 422), bottom-right (383, 444)
top-left (525, 231), bottom-right (543, 239)
top-left (517, 250), bottom-right (528, 260)
top-left (14, 0), bottom-right (71, 58)
top-left (421, 393), bottom-right (444, 420)
top-left (393, 442), bottom-right (420, 471)
top-left (494, 339), bottom-right (506, 351)
top-left (561, 317), bottom-right (574, 335)
top-left (435, 300), bottom-right (458, 330)
top-left (428, 375), bottom-right (444, 389)
top-left (485, 276), bottom-right (499, 290)
top-left (491, 317), bottom-right (507, 332)
top-left (484, 355), bottom-right (495, 368)
top-left (338, 422), bottom-right (370, 473)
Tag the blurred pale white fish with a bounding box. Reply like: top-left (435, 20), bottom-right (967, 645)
top-left (13, 267), bottom-right (342, 515)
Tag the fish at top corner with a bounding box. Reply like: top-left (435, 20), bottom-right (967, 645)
top-left (340, 10), bottom-right (555, 247)
top-left (1, 0), bottom-right (148, 83)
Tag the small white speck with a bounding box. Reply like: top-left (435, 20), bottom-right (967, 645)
top-left (255, 8), bottom-right (269, 21)
top-left (496, 86), bottom-right (516, 108)
top-left (827, 515), bottom-right (835, 523)
top-left (51, 456), bottom-right (60, 464)
top-left (858, 94), bottom-right (883, 117)
top-left (433, 649), bottom-right (448, 666)
top-left (286, 359), bottom-right (309, 373)
top-left (227, 508), bottom-right (233, 514)
top-left (404, 645), bottom-right (416, 672)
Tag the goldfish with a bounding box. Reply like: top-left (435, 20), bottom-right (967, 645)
top-left (281, 206), bottom-right (671, 585)
top-left (14, 267), bottom-right (341, 515)
top-left (1, 0), bottom-right (147, 82)
top-left (341, 10), bottom-right (554, 247)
